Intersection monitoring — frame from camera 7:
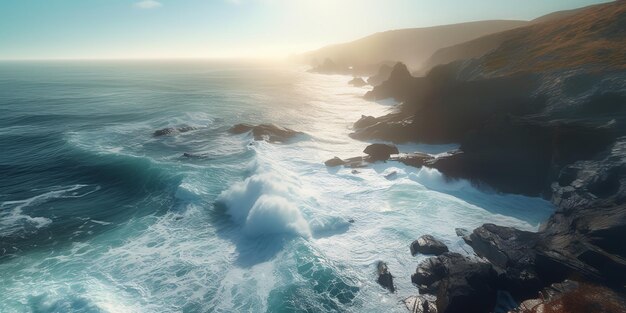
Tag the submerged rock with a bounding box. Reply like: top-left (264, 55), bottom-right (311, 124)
top-left (376, 261), bottom-right (395, 292)
top-left (410, 235), bottom-right (449, 256)
top-left (153, 126), bottom-right (195, 137)
top-left (363, 143), bottom-right (399, 161)
top-left (229, 123), bottom-right (304, 143)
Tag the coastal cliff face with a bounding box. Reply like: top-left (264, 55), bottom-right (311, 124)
top-left (351, 1), bottom-right (626, 311)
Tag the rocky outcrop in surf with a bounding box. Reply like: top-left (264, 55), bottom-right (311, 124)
top-left (410, 235), bottom-right (448, 256)
top-left (153, 126), bottom-right (195, 137)
top-left (348, 77), bottom-right (367, 87)
top-left (229, 123), bottom-right (304, 143)
top-left (343, 2), bottom-right (626, 311)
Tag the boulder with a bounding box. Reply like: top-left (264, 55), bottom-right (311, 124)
top-left (363, 143), bottom-right (399, 161)
top-left (411, 253), bottom-right (498, 313)
top-left (376, 261), bottom-right (395, 292)
top-left (349, 77), bottom-right (367, 87)
top-left (324, 157), bottom-right (346, 167)
top-left (353, 115), bottom-right (377, 129)
top-left (229, 123), bottom-right (304, 143)
top-left (411, 235), bottom-right (449, 256)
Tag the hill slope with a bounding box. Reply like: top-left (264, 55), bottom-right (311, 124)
top-left (299, 20), bottom-right (527, 72)
top-left (421, 3), bottom-right (619, 74)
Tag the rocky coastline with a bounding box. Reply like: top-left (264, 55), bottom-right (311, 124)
top-left (319, 2), bottom-right (626, 312)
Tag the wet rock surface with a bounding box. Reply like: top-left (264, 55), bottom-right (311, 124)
top-left (410, 235), bottom-right (449, 256)
top-left (377, 261), bottom-right (395, 292)
top-left (153, 126), bottom-right (195, 137)
top-left (229, 123), bottom-right (304, 143)
top-left (363, 143), bottom-right (399, 161)
top-left (411, 253), bottom-right (498, 313)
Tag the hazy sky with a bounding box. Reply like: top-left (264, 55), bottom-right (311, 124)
top-left (0, 0), bottom-right (612, 60)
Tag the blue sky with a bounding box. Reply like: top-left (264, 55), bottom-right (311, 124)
top-left (0, 0), bottom-right (612, 60)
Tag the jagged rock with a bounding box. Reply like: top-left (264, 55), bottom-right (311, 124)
top-left (411, 253), bottom-right (498, 313)
top-left (354, 115), bottom-right (377, 129)
top-left (363, 143), bottom-right (399, 161)
top-left (376, 261), bottom-right (395, 292)
top-left (411, 235), bottom-right (449, 256)
top-left (466, 224), bottom-right (543, 299)
top-left (324, 157), bottom-right (346, 167)
top-left (404, 295), bottom-right (438, 313)
top-left (367, 64), bottom-right (394, 87)
top-left (365, 62), bottom-right (417, 102)
top-left (153, 126), bottom-right (195, 137)
top-left (395, 153), bottom-right (434, 167)
top-left (349, 77), bottom-right (367, 87)
top-left (411, 254), bottom-right (447, 294)
top-left (229, 123), bottom-right (303, 143)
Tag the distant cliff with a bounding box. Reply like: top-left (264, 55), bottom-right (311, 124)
top-left (299, 20), bottom-right (527, 75)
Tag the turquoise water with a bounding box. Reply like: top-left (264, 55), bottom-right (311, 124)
top-left (0, 60), bottom-right (554, 313)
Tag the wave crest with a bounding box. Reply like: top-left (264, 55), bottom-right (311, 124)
top-left (217, 172), bottom-right (311, 238)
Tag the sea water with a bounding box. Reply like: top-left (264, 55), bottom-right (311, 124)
top-left (0, 60), bottom-right (554, 313)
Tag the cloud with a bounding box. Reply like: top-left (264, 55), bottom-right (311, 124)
top-left (134, 0), bottom-right (162, 9)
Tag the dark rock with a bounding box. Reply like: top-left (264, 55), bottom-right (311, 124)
top-left (411, 235), bottom-right (449, 256)
top-left (229, 123), bottom-right (304, 143)
top-left (466, 224), bottom-right (543, 299)
top-left (411, 253), bottom-right (498, 313)
top-left (435, 257), bottom-right (498, 313)
top-left (365, 62), bottom-right (417, 102)
top-left (411, 254), bottom-right (447, 294)
top-left (363, 143), bottom-right (399, 161)
top-left (376, 261), bottom-right (395, 292)
top-left (404, 295), bottom-right (438, 313)
top-left (348, 218), bottom-right (355, 223)
top-left (384, 171), bottom-right (398, 180)
top-left (153, 126), bottom-right (195, 137)
top-left (229, 123), bottom-right (254, 134)
top-left (353, 115), bottom-right (377, 129)
top-left (324, 157), bottom-right (346, 167)
top-left (395, 153), bottom-right (434, 167)
top-left (349, 77), bottom-right (367, 87)
top-left (182, 152), bottom-right (210, 159)
top-left (454, 228), bottom-right (470, 238)
top-left (367, 64), bottom-right (394, 87)
top-left (351, 170), bottom-right (360, 174)
top-left (350, 112), bottom-right (416, 143)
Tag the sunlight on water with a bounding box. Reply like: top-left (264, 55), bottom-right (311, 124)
top-left (0, 62), bottom-right (553, 312)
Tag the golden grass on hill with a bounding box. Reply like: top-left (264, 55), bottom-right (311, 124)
top-left (484, 1), bottom-right (626, 75)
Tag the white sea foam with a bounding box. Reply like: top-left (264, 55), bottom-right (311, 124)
top-left (217, 171), bottom-right (311, 238)
top-left (0, 184), bottom-right (100, 237)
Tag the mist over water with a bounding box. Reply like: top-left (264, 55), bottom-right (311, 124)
top-left (0, 60), bottom-right (554, 313)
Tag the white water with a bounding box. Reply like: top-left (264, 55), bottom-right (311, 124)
top-left (0, 64), bottom-right (554, 313)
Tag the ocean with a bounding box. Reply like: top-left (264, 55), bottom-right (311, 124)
top-left (0, 60), bottom-right (554, 313)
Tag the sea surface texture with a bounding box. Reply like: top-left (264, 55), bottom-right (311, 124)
top-left (0, 61), bottom-right (554, 313)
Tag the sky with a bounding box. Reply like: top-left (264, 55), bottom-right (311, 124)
top-left (0, 0), bottom-right (613, 60)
